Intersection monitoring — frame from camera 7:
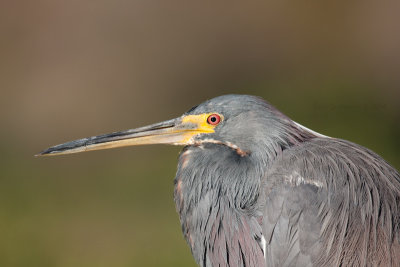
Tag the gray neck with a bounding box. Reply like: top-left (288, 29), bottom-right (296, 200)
top-left (174, 122), bottom-right (315, 266)
top-left (174, 144), bottom-right (269, 266)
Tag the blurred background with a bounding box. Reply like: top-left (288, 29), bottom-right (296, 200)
top-left (1, 1), bottom-right (399, 266)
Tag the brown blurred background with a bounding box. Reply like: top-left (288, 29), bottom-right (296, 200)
top-left (1, 1), bottom-right (399, 266)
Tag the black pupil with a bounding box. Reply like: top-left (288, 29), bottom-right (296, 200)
top-left (210, 116), bottom-right (217, 122)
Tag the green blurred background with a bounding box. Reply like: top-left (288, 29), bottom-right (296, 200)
top-left (1, 1), bottom-right (399, 266)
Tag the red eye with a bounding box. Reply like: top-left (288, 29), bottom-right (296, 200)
top-left (207, 114), bottom-right (221, 125)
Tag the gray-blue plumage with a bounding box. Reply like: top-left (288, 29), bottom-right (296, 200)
top-left (263, 138), bottom-right (400, 266)
top-left (173, 95), bottom-right (400, 266)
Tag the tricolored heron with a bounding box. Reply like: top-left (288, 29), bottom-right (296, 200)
top-left (38, 95), bottom-right (400, 266)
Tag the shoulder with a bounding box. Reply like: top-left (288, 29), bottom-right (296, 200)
top-left (264, 137), bottom-right (400, 193)
top-left (261, 137), bottom-right (400, 266)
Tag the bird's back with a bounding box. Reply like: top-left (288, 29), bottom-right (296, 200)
top-left (262, 137), bottom-right (400, 266)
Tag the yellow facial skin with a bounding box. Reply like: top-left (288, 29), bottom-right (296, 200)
top-left (179, 113), bottom-right (223, 144)
top-left (37, 113), bottom-right (223, 156)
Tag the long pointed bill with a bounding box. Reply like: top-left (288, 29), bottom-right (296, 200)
top-left (37, 113), bottom-right (219, 157)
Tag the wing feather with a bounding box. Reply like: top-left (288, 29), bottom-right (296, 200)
top-left (261, 138), bottom-right (400, 266)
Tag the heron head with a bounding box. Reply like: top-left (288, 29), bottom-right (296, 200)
top-left (182, 95), bottom-right (286, 155)
top-left (37, 95), bottom-right (290, 157)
